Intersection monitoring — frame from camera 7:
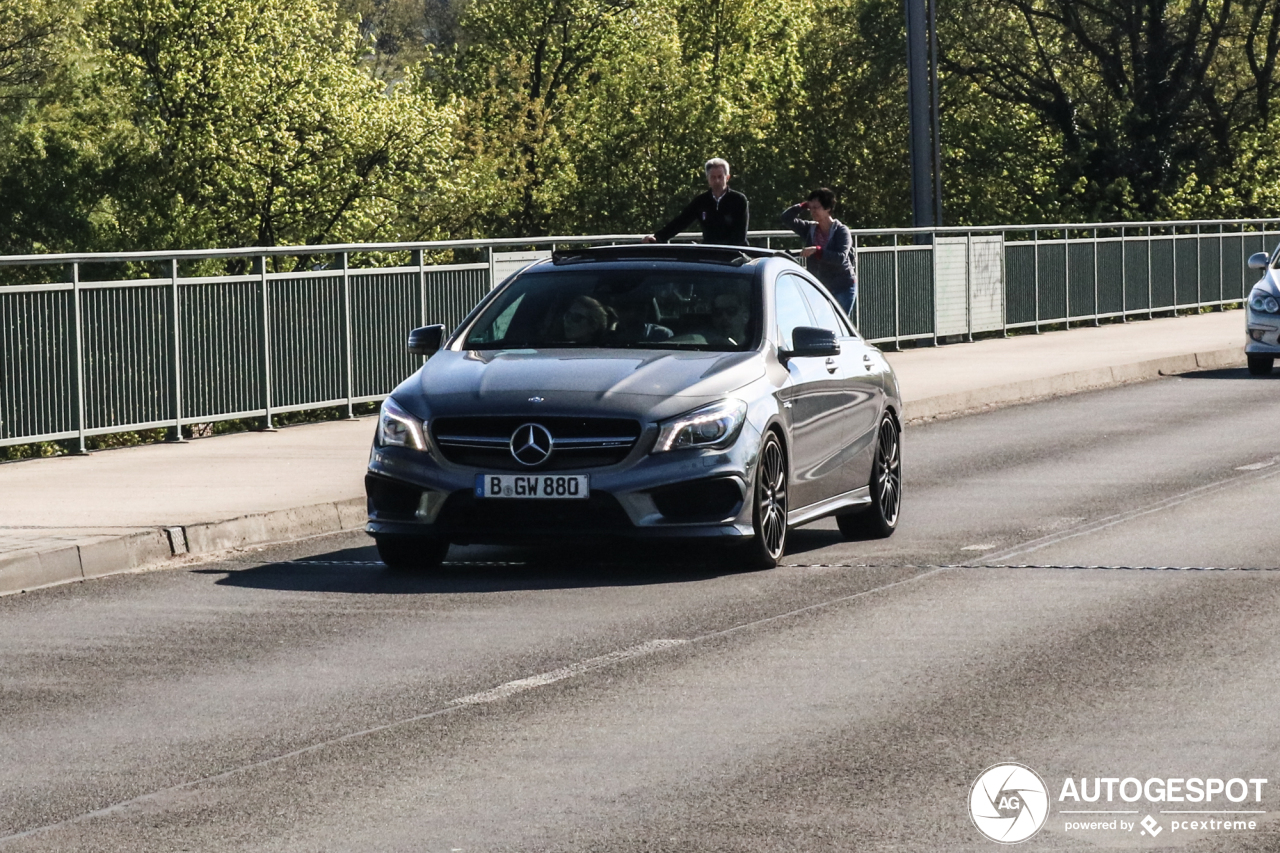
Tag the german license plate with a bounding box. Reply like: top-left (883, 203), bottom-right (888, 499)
top-left (476, 474), bottom-right (590, 499)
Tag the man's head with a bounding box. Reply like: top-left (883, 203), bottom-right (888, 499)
top-left (705, 158), bottom-right (731, 195)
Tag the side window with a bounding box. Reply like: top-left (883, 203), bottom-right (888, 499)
top-left (774, 274), bottom-right (815, 350)
top-left (794, 277), bottom-right (852, 337)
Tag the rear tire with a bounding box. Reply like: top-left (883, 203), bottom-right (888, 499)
top-left (375, 535), bottom-right (449, 571)
top-left (733, 431), bottom-right (789, 571)
top-left (837, 415), bottom-right (902, 540)
top-left (1248, 354), bottom-right (1274, 376)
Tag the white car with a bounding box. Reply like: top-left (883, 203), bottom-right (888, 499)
top-left (1246, 248), bottom-right (1280, 375)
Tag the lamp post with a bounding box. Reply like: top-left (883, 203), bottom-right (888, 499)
top-left (905, 0), bottom-right (943, 234)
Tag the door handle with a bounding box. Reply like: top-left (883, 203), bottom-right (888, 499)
top-left (825, 356), bottom-right (838, 373)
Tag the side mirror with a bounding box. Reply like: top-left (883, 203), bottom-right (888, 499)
top-left (407, 324), bottom-right (445, 357)
top-left (780, 326), bottom-right (841, 360)
top-left (1249, 252), bottom-right (1270, 270)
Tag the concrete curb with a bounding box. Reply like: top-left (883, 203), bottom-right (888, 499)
top-left (0, 344), bottom-right (1247, 596)
top-left (0, 497), bottom-right (367, 597)
top-left (902, 346), bottom-right (1244, 424)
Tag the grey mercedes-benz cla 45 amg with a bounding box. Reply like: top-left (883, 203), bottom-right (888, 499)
top-left (365, 244), bottom-right (902, 570)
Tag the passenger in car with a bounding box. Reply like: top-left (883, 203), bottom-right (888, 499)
top-left (561, 296), bottom-right (611, 344)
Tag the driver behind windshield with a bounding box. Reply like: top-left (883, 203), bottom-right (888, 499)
top-left (710, 289), bottom-right (750, 347)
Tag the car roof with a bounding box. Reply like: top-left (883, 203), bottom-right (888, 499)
top-left (545, 243), bottom-right (795, 269)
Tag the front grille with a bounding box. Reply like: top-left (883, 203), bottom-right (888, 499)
top-left (435, 490), bottom-right (633, 541)
top-left (431, 416), bottom-right (643, 471)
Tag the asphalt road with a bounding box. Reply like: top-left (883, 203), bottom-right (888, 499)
top-left (4, 368), bottom-right (1280, 852)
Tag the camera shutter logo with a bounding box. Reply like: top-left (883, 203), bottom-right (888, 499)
top-left (969, 763), bottom-right (1050, 843)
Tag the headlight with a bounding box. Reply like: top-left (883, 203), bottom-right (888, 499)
top-left (653, 399), bottom-right (748, 453)
top-left (1249, 291), bottom-right (1280, 314)
top-left (377, 397), bottom-right (427, 450)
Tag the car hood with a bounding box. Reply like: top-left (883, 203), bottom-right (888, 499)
top-left (394, 347), bottom-right (766, 421)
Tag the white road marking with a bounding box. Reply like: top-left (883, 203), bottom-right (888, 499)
top-left (453, 640), bottom-right (687, 706)
top-left (1236, 455), bottom-right (1280, 471)
top-left (961, 544), bottom-right (998, 551)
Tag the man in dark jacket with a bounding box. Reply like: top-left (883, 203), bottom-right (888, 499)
top-left (643, 158), bottom-right (749, 246)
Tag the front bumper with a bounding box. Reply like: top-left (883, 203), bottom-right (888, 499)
top-left (365, 432), bottom-right (759, 545)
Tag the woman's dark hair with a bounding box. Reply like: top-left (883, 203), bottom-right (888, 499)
top-left (807, 187), bottom-right (836, 211)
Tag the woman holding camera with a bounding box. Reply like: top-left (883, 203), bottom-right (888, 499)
top-left (780, 188), bottom-right (856, 316)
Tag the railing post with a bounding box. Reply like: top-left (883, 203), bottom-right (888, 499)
top-left (1120, 226), bottom-right (1127, 321)
top-left (72, 261), bottom-right (86, 454)
top-left (892, 236), bottom-right (901, 347)
top-left (1152, 225), bottom-right (1162, 318)
top-left (1195, 223), bottom-right (1202, 309)
top-left (259, 255), bottom-right (275, 431)
top-left (170, 257), bottom-right (185, 442)
top-left (416, 248), bottom-right (426, 325)
top-left (1064, 227), bottom-right (1071, 329)
top-left (1172, 224), bottom-right (1178, 314)
top-left (1001, 228), bottom-right (1008, 338)
top-left (1033, 229), bottom-right (1040, 333)
top-left (1092, 228), bottom-right (1100, 325)
top-left (965, 230), bottom-right (973, 342)
top-left (342, 251), bottom-right (355, 419)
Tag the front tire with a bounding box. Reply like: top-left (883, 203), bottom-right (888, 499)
top-left (738, 431), bottom-right (789, 570)
top-left (837, 415), bottom-right (902, 540)
top-left (1248, 354), bottom-right (1274, 376)
top-left (375, 534), bottom-right (449, 571)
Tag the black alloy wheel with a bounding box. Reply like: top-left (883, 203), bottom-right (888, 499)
top-left (375, 534), bottom-right (449, 571)
top-left (1248, 354), bottom-right (1274, 376)
top-left (740, 431), bottom-right (788, 570)
top-left (838, 416), bottom-right (902, 540)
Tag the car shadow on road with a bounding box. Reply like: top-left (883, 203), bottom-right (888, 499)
top-left (1177, 366), bottom-right (1274, 380)
top-left (194, 541), bottom-right (755, 594)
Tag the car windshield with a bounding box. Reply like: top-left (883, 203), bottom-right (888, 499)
top-left (462, 268), bottom-right (760, 352)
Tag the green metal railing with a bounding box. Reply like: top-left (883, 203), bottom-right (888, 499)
top-left (2, 220), bottom-right (1275, 450)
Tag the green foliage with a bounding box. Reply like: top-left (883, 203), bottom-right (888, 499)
top-left (3, 0), bottom-right (1280, 255)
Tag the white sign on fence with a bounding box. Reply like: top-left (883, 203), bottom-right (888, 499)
top-left (491, 250), bottom-right (552, 289)
top-left (934, 235), bottom-right (1004, 337)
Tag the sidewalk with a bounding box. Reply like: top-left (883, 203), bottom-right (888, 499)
top-left (0, 310), bottom-right (1245, 594)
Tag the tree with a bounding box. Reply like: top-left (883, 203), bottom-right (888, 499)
top-left (943, 0), bottom-right (1280, 220)
top-left (92, 0), bottom-right (462, 250)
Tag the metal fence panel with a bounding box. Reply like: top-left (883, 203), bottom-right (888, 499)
top-left (1067, 242), bottom-right (1096, 320)
top-left (269, 275), bottom-right (345, 409)
top-left (0, 288), bottom-right (75, 440)
top-left (1037, 243), bottom-right (1066, 322)
top-left (856, 249), bottom-right (896, 341)
top-left (2, 219), bottom-right (1276, 447)
top-left (81, 285), bottom-right (173, 431)
top-left (352, 271), bottom-right (422, 399)
top-left (1124, 240), bottom-right (1151, 312)
top-left (1151, 238), bottom-right (1175, 309)
top-left (1199, 234), bottom-right (1222, 304)
top-left (1097, 240), bottom-right (1124, 315)
top-left (181, 280), bottom-right (264, 421)
top-left (897, 248), bottom-right (934, 337)
top-left (1175, 237), bottom-right (1199, 305)
top-left (1004, 242), bottom-right (1036, 325)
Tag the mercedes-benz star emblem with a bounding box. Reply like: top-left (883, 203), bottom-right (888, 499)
top-left (510, 423), bottom-right (554, 466)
